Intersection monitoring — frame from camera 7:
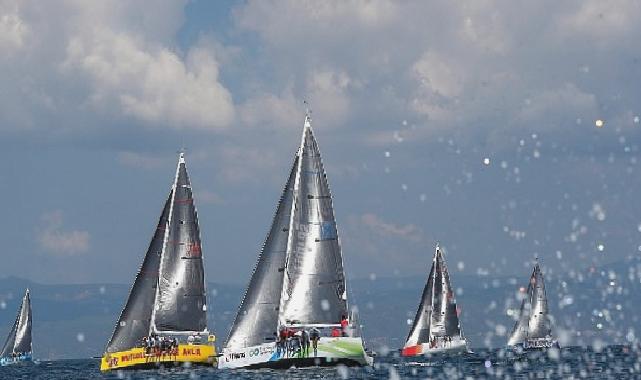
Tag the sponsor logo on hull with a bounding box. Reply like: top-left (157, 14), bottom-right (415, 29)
top-left (100, 344), bottom-right (215, 371)
top-left (220, 337), bottom-right (369, 369)
top-left (0, 353), bottom-right (32, 366)
top-left (523, 339), bottom-right (557, 350)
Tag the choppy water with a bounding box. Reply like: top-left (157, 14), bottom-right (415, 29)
top-left (1, 346), bottom-right (639, 379)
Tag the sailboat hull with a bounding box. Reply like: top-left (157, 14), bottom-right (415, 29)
top-left (219, 337), bottom-right (373, 369)
top-left (0, 353), bottom-right (32, 366)
top-left (510, 338), bottom-right (559, 352)
top-left (401, 338), bottom-right (468, 357)
top-left (100, 344), bottom-right (216, 371)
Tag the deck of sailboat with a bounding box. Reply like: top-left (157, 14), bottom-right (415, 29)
top-left (243, 356), bottom-right (370, 369)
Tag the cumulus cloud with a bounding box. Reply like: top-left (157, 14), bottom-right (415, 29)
top-left (117, 151), bottom-right (171, 170)
top-left (0, 1), bottom-right (234, 133)
top-left (517, 83), bottom-right (597, 125)
top-left (233, 0), bottom-right (641, 147)
top-left (198, 190), bottom-right (225, 205)
top-left (559, 0), bottom-right (641, 45)
top-left (216, 145), bottom-right (281, 184)
top-left (0, 1), bottom-right (29, 54)
top-left (64, 32), bottom-right (234, 130)
top-left (360, 213), bottom-right (422, 243)
top-left (306, 69), bottom-right (353, 128)
top-left (413, 51), bottom-right (465, 99)
top-left (239, 87), bottom-right (300, 130)
top-left (235, 0), bottom-right (400, 48)
top-left (37, 211), bottom-right (90, 256)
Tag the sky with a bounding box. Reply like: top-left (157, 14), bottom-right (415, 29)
top-left (1, 0), bottom-right (641, 286)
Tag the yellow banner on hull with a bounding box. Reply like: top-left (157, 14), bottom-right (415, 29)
top-left (100, 344), bottom-right (216, 371)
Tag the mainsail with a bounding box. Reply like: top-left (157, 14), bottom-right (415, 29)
top-left (0, 289), bottom-right (32, 357)
top-left (279, 115), bottom-right (348, 325)
top-left (405, 246), bottom-right (463, 347)
top-left (225, 155), bottom-right (298, 349)
top-left (151, 153), bottom-right (208, 334)
top-left (106, 192), bottom-right (172, 353)
top-left (507, 262), bottom-right (552, 346)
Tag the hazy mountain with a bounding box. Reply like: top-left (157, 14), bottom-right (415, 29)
top-left (0, 257), bottom-right (637, 360)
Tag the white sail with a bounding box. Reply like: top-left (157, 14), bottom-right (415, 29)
top-left (149, 153), bottom-right (208, 335)
top-left (279, 115), bottom-right (347, 325)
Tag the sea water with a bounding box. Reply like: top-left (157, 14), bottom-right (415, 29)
top-left (0, 346), bottom-right (639, 379)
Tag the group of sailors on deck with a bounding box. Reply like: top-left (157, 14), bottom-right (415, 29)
top-left (429, 335), bottom-right (455, 348)
top-left (276, 326), bottom-right (315, 358)
top-left (141, 334), bottom-right (179, 358)
top-left (276, 315), bottom-right (350, 358)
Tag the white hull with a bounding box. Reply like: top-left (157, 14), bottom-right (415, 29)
top-left (219, 337), bottom-right (373, 369)
top-left (0, 353), bottom-right (32, 366)
top-left (402, 338), bottom-right (468, 356)
top-left (510, 337), bottom-right (559, 351)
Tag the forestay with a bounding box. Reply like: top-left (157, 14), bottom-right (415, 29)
top-left (106, 192), bottom-right (171, 353)
top-left (405, 263), bottom-right (435, 347)
top-left (225, 156), bottom-right (298, 349)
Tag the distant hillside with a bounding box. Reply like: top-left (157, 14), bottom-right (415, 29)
top-left (0, 257), bottom-right (638, 360)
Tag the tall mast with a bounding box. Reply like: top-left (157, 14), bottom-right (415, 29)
top-left (428, 245), bottom-right (438, 339)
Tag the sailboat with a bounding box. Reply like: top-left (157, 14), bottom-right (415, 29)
top-left (101, 153), bottom-right (216, 371)
top-left (507, 260), bottom-right (558, 350)
top-left (219, 113), bottom-right (373, 369)
top-left (401, 245), bottom-right (468, 356)
top-left (0, 289), bottom-right (32, 366)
